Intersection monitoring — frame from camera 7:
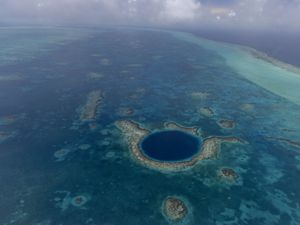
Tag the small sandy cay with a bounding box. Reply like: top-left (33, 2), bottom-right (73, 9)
top-left (80, 90), bottom-right (103, 122)
top-left (218, 167), bottom-right (239, 183)
top-left (115, 120), bottom-right (246, 171)
top-left (71, 195), bottom-right (88, 207)
top-left (55, 191), bottom-right (89, 211)
top-left (162, 196), bottom-right (189, 223)
top-left (217, 119), bottom-right (236, 129)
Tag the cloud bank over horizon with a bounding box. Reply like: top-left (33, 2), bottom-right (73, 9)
top-left (0, 0), bottom-right (299, 31)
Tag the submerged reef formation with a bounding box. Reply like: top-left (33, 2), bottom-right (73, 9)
top-left (54, 148), bottom-right (71, 162)
top-left (242, 46), bottom-right (300, 75)
top-left (117, 107), bottom-right (135, 117)
top-left (78, 144), bottom-right (91, 150)
top-left (0, 115), bottom-right (22, 144)
top-left (116, 120), bottom-right (246, 171)
top-left (199, 107), bottom-right (214, 117)
top-left (199, 137), bottom-right (246, 160)
top-left (80, 90), bottom-right (103, 122)
top-left (164, 121), bottom-right (201, 136)
top-left (100, 58), bottom-right (111, 66)
top-left (266, 136), bottom-right (300, 150)
top-left (127, 63), bottom-right (143, 68)
top-left (239, 103), bottom-right (255, 112)
top-left (217, 119), bottom-right (236, 129)
top-left (55, 191), bottom-right (89, 212)
top-left (86, 72), bottom-right (104, 80)
top-left (218, 167), bottom-right (239, 183)
top-left (0, 131), bottom-right (17, 143)
top-left (162, 196), bottom-right (189, 223)
top-left (190, 91), bottom-right (210, 100)
top-left (0, 114), bottom-right (22, 125)
top-left (0, 74), bottom-right (23, 81)
top-left (128, 87), bottom-right (146, 100)
top-left (70, 195), bottom-right (88, 207)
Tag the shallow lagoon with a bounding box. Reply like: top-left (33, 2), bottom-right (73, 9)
top-left (0, 27), bottom-right (299, 225)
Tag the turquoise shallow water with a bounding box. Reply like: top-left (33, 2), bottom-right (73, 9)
top-left (0, 27), bottom-right (300, 225)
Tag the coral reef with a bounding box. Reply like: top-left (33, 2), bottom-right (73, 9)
top-left (78, 144), bottom-right (91, 150)
top-left (87, 72), bottom-right (104, 80)
top-left (80, 90), bottom-right (103, 122)
top-left (55, 191), bottom-right (89, 211)
top-left (199, 137), bottom-right (246, 160)
top-left (100, 58), bottom-right (111, 65)
top-left (54, 148), bottom-right (71, 162)
top-left (127, 64), bottom-right (143, 68)
top-left (117, 107), bottom-right (135, 117)
top-left (0, 115), bottom-right (19, 125)
top-left (164, 121), bottom-right (201, 136)
top-left (266, 136), bottom-right (300, 149)
top-left (217, 119), bottom-right (236, 129)
top-left (0, 131), bottom-right (16, 143)
top-left (116, 120), bottom-right (246, 171)
top-left (190, 91), bottom-right (210, 100)
top-left (218, 167), bottom-right (239, 182)
top-left (239, 103), bottom-right (254, 112)
top-left (71, 195), bottom-right (88, 207)
top-left (162, 196), bottom-right (188, 223)
top-left (199, 107), bottom-right (214, 117)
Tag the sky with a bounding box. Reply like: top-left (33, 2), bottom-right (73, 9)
top-left (0, 0), bottom-right (300, 31)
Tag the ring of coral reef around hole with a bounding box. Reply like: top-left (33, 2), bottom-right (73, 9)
top-left (115, 120), bottom-right (247, 172)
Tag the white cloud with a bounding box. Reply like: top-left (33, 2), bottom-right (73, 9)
top-left (228, 10), bottom-right (236, 17)
top-left (0, 0), bottom-right (299, 31)
top-left (160, 0), bottom-right (201, 22)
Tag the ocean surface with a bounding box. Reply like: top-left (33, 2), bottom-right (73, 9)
top-left (0, 27), bottom-right (300, 225)
top-left (192, 29), bottom-right (300, 67)
top-left (141, 130), bottom-right (201, 161)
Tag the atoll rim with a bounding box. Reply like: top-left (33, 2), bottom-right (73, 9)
top-left (115, 120), bottom-right (247, 172)
top-left (140, 130), bottom-right (202, 162)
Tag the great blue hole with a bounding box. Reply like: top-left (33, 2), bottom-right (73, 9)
top-left (140, 130), bottom-right (201, 162)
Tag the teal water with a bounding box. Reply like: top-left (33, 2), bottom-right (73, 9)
top-left (0, 27), bottom-right (300, 225)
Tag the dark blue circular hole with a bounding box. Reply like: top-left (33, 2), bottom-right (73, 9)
top-left (140, 130), bottom-right (201, 162)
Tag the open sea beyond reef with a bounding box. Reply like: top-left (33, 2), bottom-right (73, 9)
top-left (0, 27), bottom-right (300, 225)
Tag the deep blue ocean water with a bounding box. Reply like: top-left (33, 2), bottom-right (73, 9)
top-left (0, 27), bottom-right (299, 225)
top-left (141, 131), bottom-right (201, 161)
